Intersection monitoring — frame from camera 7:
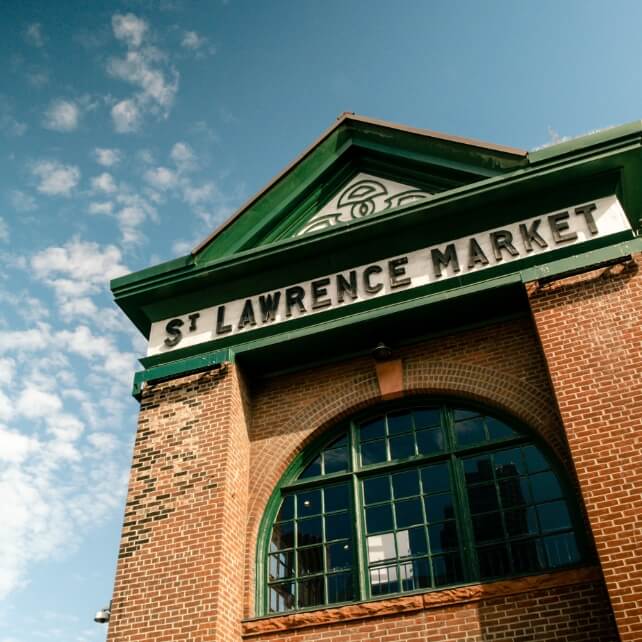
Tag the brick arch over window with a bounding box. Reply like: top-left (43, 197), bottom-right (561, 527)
top-left (244, 359), bottom-right (568, 616)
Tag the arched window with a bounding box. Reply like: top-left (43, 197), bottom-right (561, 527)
top-left (259, 402), bottom-right (586, 615)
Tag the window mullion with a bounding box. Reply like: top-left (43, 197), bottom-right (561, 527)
top-left (352, 468), bottom-right (368, 602)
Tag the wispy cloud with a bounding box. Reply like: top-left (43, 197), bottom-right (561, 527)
top-left (42, 99), bottom-right (81, 132)
top-left (31, 161), bottom-right (81, 197)
top-left (0, 218), bottom-right (8, 243)
top-left (108, 13), bottom-right (179, 133)
top-left (180, 30), bottom-right (215, 57)
top-left (10, 191), bottom-right (38, 212)
top-left (0, 97), bottom-right (27, 137)
top-left (90, 172), bottom-right (118, 194)
top-left (23, 23), bottom-right (45, 48)
top-left (93, 148), bottom-right (122, 167)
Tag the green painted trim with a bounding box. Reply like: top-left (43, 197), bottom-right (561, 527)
top-left (131, 348), bottom-right (234, 399)
top-left (528, 120), bottom-right (642, 164)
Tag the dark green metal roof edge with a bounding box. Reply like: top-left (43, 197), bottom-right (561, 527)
top-left (111, 253), bottom-right (193, 290)
top-left (528, 120), bottom-right (642, 164)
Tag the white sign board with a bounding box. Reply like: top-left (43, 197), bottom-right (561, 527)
top-left (148, 196), bottom-right (631, 356)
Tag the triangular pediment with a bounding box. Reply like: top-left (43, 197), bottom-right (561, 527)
top-left (295, 172), bottom-right (432, 237)
top-left (193, 115), bottom-right (527, 264)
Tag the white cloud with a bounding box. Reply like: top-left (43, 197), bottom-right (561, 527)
top-left (26, 70), bottom-right (49, 88)
top-left (87, 432), bottom-right (117, 452)
top-left (0, 428), bottom-right (39, 464)
top-left (108, 13), bottom-right (179, 133)
top-left (93, 148), bottom-right (121, 167)
top-left (31, 240), bottom-right (128, 289)
top-left (31, 161), bottom-right (80, 197)
top-left (0, 218), bottom-right (8, 243)
top-left (42, 100), bottom-right (80, 132)
top-left (23, 23), bottom-right (45, 48)
top-left (111, 98), bottom-right (140, 133)
top-left (0, 98), bottom-right (27, 137)
top-left (88, 201), bottom-right (113, 215)
top-left (90, 172), bottom-right (117, 194)
top-left (0, 325), bottom-right (51, 355)
top-left (170, 142), bottom-right (196, 171)
top-left (0, 358), bottom-right (16, 385)
top-left (0, 392), bottom-right (13, 422)
top-left (10, 190), bottom-right (37, 212)
top-left (181, 30), bottom-right (205, 49)
top-left (144, 166), bottom-right (177, 190)
top-left (16, 386), bottom-right (63, 419)
top-left (183, 181), bottom-right (217, 205)
top-left (112, 13), bottom-right (147, 48)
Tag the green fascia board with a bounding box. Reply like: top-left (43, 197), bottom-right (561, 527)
top-left (132, 347), bottom-right (234, 399)
top-left (528, 120), bottom-right (642, 164)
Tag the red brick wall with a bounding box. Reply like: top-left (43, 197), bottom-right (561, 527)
top-left (106, 365), bottom-right (251, 642)
top-left (528, 254), bottom-right (642, 641)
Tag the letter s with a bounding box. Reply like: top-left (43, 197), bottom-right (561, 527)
top-left (164, 318), bottom-right (184, 347)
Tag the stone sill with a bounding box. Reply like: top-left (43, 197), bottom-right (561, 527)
top-left (242, 566), bottom-right (600, 637)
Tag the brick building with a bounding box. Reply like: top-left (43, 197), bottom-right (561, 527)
top-left (107, 115), bottom-right (642, 641)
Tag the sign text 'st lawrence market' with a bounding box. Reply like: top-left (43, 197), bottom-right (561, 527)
top-left (148, 196), bottom-right (631, 355)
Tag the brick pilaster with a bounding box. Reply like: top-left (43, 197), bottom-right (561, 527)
top-left (107, 364), bottom-right (250, 642)
top-left (528, 255), bottom-right (642, 641)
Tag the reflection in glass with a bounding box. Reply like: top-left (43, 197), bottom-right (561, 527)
top-left (543, 532), bottom-right (580, 567)
top-left (396, 527), bottom-right (428, 557)
top-left (537, 501), bottom-right (571, 533)
top-left (531, 471), bottom-right (563, 502)
top-left (463, 456), bottom-right (493, 484)
top-left (433, 553), bottom-right (463, 586)
top-left (421, 463), bottom-right (450, 494)
top-left (395, 498), bottom-right (423, 528)
top-left (360, 418), bottom-right (385, 441)
top-left (366, 504), bottom-right (394, 533)
top-left (425, 493), bottom-right (455, 522)
top-left (413, 408), bottom-right (440, 429)
top-left (276, 495), bottom-right (294, 522)
top-left (392, 469), bottom-right (419, 499)
top-left (363, 476), bottom-right (390, 505)
top-left (361, 440), bottom-right (387, 465)
top-left (269, 550), bottom-right (294, 580)
top-left (298, 546), bottom-right (323, 576)
top-left (455, 416), bottom-right (485, 445)
top-left (416, 427), bottom-right (444, 454)
top-left (367, 532), bottom-right (396, 563)
top-left (298, 489), bottom-right (322, 516)
top-left (324, 447), bottom-right (348, 474)
top-left (327, 572), bottom-right (353, 603)
top-left (298, 576), bottom-right (324, 607)
top-left (271, 521), bottom-right (294, 551)
top-left (511, 538), bottom-right (544, 573)
top-left (297, 517), bottom-right (323, 546)
top-left (324, 484), bottom-right (349, 512)
top-left (325, 512), bottom-right (350, 541)
top-left (389, 434), bottom-right (415, 460)
top-left (467, 484), bottom-right (499, 514)
top-left (269, 581), bottom-right (294, 612)
top-left (327, 541), bottom-right (352, 570)
top-left (388, 412), bottom-right (413, 435)
top-left (370, 564), bottom-right (399, 595)
top-left (478, 543), bottom-right (510, 579)
top-left (495, 448), bottom-right (525, 476)
top-left (429, 522), bottom-right (459, 552)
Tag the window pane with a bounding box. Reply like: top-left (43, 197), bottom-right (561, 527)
top-left (324, 484), bottom-right (349, 512)
top-left (494, 448), bottom-right (525, 477)
top-left (269, 551), bottom-right (294, 580)
top-left (433, 553), bottom-right (463, 586)
top-left (269, 582), bottom-right (294, 612)
top-left (421, 463), bottom-right (450, 494)
top-left (324, 447), bottom-right (348, 474)
top-left (367, 532), bottom-right (396, 563)
top-left (370, 564), bottom-right (398, 596)
top-left (499, 477), bottom-right (530, 508)
top-left (361, 440), bottom-right (387, 465)
top-left (424, 493), bottom-right (455, 522)
top-left (392, 469), bottom-right (420, 499)
top-left (511, 539), bottom-right (545, 574)
top-left (363, 476), bottom-right (390, 505)
top-left (454, 416), bottom-right (485, 445)
top-left (499, 477), bottom-right (531, 508)
top-left (298, 577), bottom-right (324, 608)
top-left (531, 471), bottom-right (563, 502)
top-left (366, 504), bottom-right (394, 533)
top-left (298, 546), bottom-right (323, 576)
top-left (297, 517), bottom-right (323, 546)
top-left (467, 484), bottom-right (499, 514)
top-left (429, 522), bottom-right (459, 552)
top-left (463, 456), bottom-right (494, 484)
top-left (297, 489), bottom-right (322, 516)
top-left (486, 417), bottom-right (516, 440)
top-left (360, 418), bottom-right (385, 441)
top-left (276, 495), bottom-right (294, 522)
top-left (523, 445), bottom-right (549, 473)
top-left (388, 412), bottom-right (413, 435)
top-left (412, 557), bottom-right (431, 589)
top-left (327, 541), bottom-right (352, 571)
top-left (472, 513), bottom-right (502, 543)
top-left (327, 572), bottom-right (353, 603)
top-left (395, 498), bottom-right (423, 528)
top-left (414, 408), bottom-right (440, 429)
top-left (478, 543), bottom-right (510, 579)
top-left (325, 512), bottom-right (351, 541)
top-left (543, 532), bottom-right (580, 567)
top-left (416, 427), bottom-right (444, 455)
top-left (397, 527), bottom-right (428, 557)
top-left (537, 500), bottom-right (572, 533)
top-left (299, 455), bottom-right (321, 478)
top-left (454, 409), bottom-right (479, 421)
top-left (271, 521), bottom-right (294, 551)
top-left (389, 434), bottom-right (415, 460)
top-left (505, 506), bottom-right (538, 537)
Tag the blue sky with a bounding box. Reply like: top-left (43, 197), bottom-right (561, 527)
top-left (1, 1), bottom-right (642, 640)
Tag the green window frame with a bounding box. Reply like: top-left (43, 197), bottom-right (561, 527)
top-left (257, 401), bottom-right (587, 615)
